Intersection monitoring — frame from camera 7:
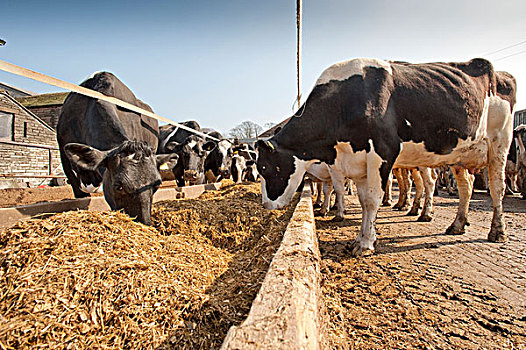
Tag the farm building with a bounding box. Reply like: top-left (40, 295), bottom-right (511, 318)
top-left (514, 108), bottom-right (526, 128)
top-left (0, 90), bottom-right (62, 189)
top-left (0, 81), bottom-right (35, 98)
top-left (16, 92), bottom-right (68, 130)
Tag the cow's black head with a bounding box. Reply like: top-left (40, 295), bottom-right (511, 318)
top-left (166, 135), bottom-right (216, 184)
top-left (64, 140), bottom-right (178, 225)
top-left (256, 139), bottom-right (314, 209)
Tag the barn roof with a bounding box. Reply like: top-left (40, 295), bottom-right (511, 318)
top-left (0, 92), bottom-right (55, 133)
top-left (16, 92), bottom-right (68, 108)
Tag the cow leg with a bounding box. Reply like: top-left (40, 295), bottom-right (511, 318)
top-left (348, 150), bottom-right (387, 256)
top-left (313, 181), bottom-right (323, 209)
top-left (382, 171), bottom-right (393, 206)
top-left (445, 167), bottom-right (474, 235)
top-left (345, 178), bottom-right (354, 195)
top-left (417, 167), bottom-right (436, 222)
top-left (328, 172), bottom-right (345, 221)
top-left (319, 181), bottom-right (334, 216)
top-left (407, 168), bottom-right (423, 216)
top-left (393, 168), bottom-right (411, 210)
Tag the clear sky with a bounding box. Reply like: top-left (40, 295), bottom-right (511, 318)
top-left (1, 0), bottom-right (525, 135)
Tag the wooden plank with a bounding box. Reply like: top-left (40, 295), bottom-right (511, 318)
top-left (221, 186), bottom-right (326, 350)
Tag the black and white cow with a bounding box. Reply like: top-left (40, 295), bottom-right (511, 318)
top-left (231, 143), bottom-right (258, 183)
top-left (257, 58), bottom-right (515, 256)
top-left (163, 134), bottom-right (216, 187)
top-left (158, 120), bottom-right (201, 153)
top-left (57, 72), bottom-right (178, 225)
top-left (203, 131), bottom-right (234, 183)
top-left (515, 125), bottom-right (526, 199)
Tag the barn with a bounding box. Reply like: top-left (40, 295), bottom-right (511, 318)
top-left (514, 108), bottom-right (526, 128)
top-left (0, 90), bottom-right (62, 189)
top-left (16, 92), bottom-right (68, 130)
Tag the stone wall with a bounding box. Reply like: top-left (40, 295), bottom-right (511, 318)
top-left (26, 105), bottom-right (61, 130)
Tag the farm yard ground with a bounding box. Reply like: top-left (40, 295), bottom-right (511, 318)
top-left (319, 189), bottom-right (526, 349)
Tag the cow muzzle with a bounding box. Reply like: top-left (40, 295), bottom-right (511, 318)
top-left (184, 170), bottom-right (199, 181)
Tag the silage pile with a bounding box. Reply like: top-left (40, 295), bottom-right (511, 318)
top-left (0, 182), bottom-right (297, 349)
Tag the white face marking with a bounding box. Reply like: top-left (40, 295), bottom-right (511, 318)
top-left (315, 58), bottom-right (392, 86)
top-left (186, 140), bottom-right (198, 150)
top-left (262, 157), bottom-right (316, 209)
top-left (160, 126), bottom-right (180, 151)
top-left (79, 182), bottom-right (103, 194)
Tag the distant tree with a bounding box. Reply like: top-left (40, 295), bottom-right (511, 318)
top-left (229, 121), bottom-right (263, 139)
top-left (264, 122), bottom-right (276, 129)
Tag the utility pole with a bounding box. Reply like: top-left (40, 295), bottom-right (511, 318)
top-left (296, 0), bottom-right (302, 110)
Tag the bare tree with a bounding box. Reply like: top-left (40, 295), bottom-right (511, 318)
top-left (229, 121), bottom-right (263, 139)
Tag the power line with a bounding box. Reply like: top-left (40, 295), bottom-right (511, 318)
top-left (493, 49), bottom-right (526, 62)
top-left (482, 40), bottom-right (526, 56)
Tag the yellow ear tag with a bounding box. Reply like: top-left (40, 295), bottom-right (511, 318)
top-left (159, 163), bottom-right (170, 171)
top-left (266, 141), bottom-right (275, 150)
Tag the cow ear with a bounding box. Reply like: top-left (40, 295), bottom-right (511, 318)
top-left (256, 140), bottom-right (276, 153)
top-left (64, 143), bottom-right (108, 171)
top-left (203, 141), bottom-right (217, 152)
top-left (156, 153), bottom-right (179, 171)
top-left (165, 141), bottom-right (181, 152)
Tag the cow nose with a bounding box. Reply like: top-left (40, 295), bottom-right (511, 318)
top-left (184, 170), bottom-right (198, 180)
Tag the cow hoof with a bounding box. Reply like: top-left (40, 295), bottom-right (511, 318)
top-left (488, 230), bottom-right (507, 243)
top-left (346, 240), bottom-right (374, 257)
top-left (313, 203), bottom-right (321, 209)
top-left (406, 210), bottom-right (419, 216)
top-left (445, 225), bottom-right (465, 235)
top-left (382, 200), bottom-right (392, 207)
top-left (417, 215), bottom-right (433, 222)
top-left (331, 216), bottom-right (344, 222)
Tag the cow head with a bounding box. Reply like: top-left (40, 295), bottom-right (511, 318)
top-left (64, 140), bottom-right (178, 225)
top-left (166, 135), bottom-right (216, 184)
top-left (211, 139), bottom-right (233, 179)
top-left (256, 139), bottom-right (315, 209)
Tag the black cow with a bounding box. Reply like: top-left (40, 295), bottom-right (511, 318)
top-left (57, 72), bottom-right (178, 225)
top-left (256, 58), bottom-right (515, 256)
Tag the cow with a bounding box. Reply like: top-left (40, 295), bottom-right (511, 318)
top-left (505, 137), bottom-right (519, 194)
top-left (256, 58), bottom-right (515, 256)
top-left (158, 120), bottom-right (201, 153)
top-left (231, 143), bottom-right (258, 183)
top-left (515, 125), bottom-right (526, 199)
top-left (204, 131), bottom-right (234, 183)
top-left (57, 72), bottom-right (178, 225)
top-left (163, 134), bottom-right (216, 187)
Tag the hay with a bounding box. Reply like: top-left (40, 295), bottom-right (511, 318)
top-left (0, 182), bottom-right (297, 349)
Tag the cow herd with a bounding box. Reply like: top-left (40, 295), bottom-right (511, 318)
top-left (57, 57), bottom-right (525, 258)
top-left (57, 72), bottom-right (259, 226)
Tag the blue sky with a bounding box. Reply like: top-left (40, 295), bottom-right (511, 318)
top-left (1, 0), bottom-right (525, 135)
